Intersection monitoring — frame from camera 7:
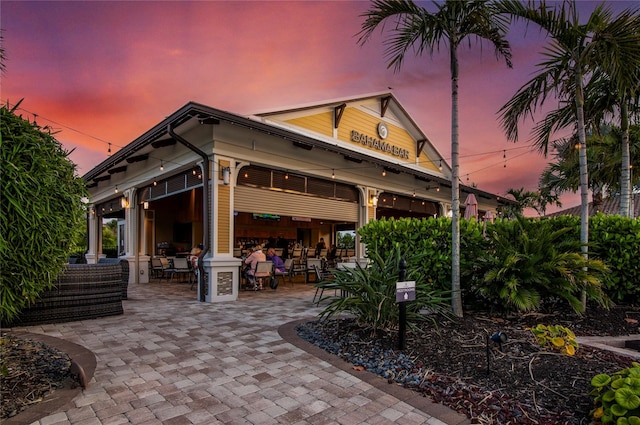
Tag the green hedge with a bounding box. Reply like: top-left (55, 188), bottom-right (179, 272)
top-left (358, 217), bottom-right (485, 293)
top-left (358, 215), bottom-right (639, 309)
top-left (1, 103), bottom-right (87, 323)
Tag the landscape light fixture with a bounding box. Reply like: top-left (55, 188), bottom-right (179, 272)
top-left (486, 330), bottom-right (508, 375)
top-left (491, 331), bottom-right (508, 350)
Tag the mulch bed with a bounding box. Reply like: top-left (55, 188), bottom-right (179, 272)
top-left (297, 305), bottom-right (640, 424)
top-left (0, 335), bottom-right (80, 419)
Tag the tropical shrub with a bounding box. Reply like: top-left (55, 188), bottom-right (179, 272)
top-left (317, 247), bottom-right (451, 334)
top-left (590, 362), bottom-right (640, 423)
top-left (529, 324), bottom-right (578, 355)
top-left (466, 217), bottom-right (609, 314)
top-left (0, 102), bottom-right (87, 323)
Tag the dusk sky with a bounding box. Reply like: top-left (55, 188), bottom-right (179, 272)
top-left (2, 1), bottom-right (633, 214)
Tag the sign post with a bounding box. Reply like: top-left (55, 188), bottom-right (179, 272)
top-left (396, 259), bottom-right (415, 350)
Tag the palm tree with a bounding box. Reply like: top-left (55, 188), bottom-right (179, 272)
top-left (497, 1), bottom-right (640, 302)
top-left (540, 127), bottom-right (640, 210)
top-left (502, 186), bottom-right (561, 217)
top-left (358, 0), bottom-right (513, 317)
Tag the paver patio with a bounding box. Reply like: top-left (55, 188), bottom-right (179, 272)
top-left (6, 279), bottom-right (469, 425)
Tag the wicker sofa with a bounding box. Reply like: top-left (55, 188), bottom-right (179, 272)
top-left (97, 258), bottom-right (130, 300)
top-left (6, 263), bottom-right (126, 327)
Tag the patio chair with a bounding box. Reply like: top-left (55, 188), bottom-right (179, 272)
top-left (312, 265), bottom-right (340, 305)
top-left (168, 257), bottom-right (191, 283)
top-left (274, 258), bottom-right (294, 286)
top-left (247, 261), bottom-right (273, 291)
top-left (151, 258), bottom-right (164, 278)
top-left (305, 258), bottom-right (323, 283)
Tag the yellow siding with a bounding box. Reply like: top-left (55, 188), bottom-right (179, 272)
top-left (285, 112), bottom-right (333, 137)
top-left (218, 185), bottom-right (230, 254)
top-left (337, 108), bottom-right (415, 162)
top-left (419, 151), bottom-right (440, 172)
top-left (284, 107), bottom-right (441, 172)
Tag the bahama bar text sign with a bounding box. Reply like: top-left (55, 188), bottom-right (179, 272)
top-left (396, 281), bottom-right (415, 302)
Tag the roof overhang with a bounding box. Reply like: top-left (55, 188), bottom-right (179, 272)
top-left (83, 101), bottom-right (515, 206)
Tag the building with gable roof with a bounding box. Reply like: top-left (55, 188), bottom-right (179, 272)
top-left (83, 92), bottom-right (515, 302)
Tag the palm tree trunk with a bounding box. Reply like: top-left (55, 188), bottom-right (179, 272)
top-left (450, 43), bottom-right (463, 318)
top-left (619, 102), bottom-right (631, 217)
top-left (575, 68), bottom-right (589, 309)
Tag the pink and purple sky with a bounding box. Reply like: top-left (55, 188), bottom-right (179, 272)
top-left (2, 1), bottom-right (632, 214)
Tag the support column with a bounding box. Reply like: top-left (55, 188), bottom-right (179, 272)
top-left (121, 189), bottom-right (140, 284)
top-left (86, 206), bottom-right (99, 264)
top-left (200, 156), bottom-right (241, 302)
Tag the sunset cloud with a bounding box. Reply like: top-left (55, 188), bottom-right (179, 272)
top-left (3, 0), bottom-right (621, 215)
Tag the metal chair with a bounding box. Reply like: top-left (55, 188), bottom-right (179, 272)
top-left (305, 258), bottom-right (323, 283)
top-left (274, 258), bottom-right (294, 286)
top-left (249, 261), bottom-right (273, 290)
top-left (312, 265), bottom-right (339, 305)
top-left (168, 257), bottom-right (190, 283)
top-left (151, 258), bottom-right (164, 279)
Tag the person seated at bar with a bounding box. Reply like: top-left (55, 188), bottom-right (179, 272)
top-left (315, 237), bottom-right (326, 258)
top-left (266, 247), bottom-right (285, 274)
top-left (327, 244), bottom-right (338, 265)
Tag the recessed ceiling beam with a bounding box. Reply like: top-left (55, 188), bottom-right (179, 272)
top-left (293, 141), bottom-right (313, 150)
top-left (151, 138), bottom-right (177, 149)
top-left (93, 175), bottom-right (111, 183)
top-left (108, 166), bottom-right (127, 174)
top-left (126, 154), bottom-right (149, 164)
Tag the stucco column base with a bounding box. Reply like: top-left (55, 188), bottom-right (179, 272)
top-left (136, 255), bottom-right (150, 284)
top-left (198, 257), bottom-right (243, 303)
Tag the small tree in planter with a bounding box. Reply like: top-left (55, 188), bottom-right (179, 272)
top-left (1, 101), bottom-right (87, 324)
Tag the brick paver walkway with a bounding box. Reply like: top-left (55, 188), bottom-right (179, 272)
top-left (7, 280), bottom-right (469, 425)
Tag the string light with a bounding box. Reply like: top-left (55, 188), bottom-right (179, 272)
top-left (153, 180), bottom-right (157, 186)
top-left (382, 169), bottom-right (386, 177)
top-left (114, 185), bottom-right (118, 193)
top-left (11, 102), bottom-right (534, 186)
top-left (331, 169), bottom-right (335, 179)
top-left (503, 150), bottom-right (506, 168)
top-left (160, 160), bottom-right (164, 171)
